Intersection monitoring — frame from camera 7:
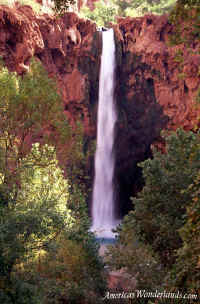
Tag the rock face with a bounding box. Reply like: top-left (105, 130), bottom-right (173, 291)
top-left (113, 14), bottom-right (200, 214)
top-left (0, 5), bottom-right (200, 213)
top-left (0, 5), bottom-right (101, 138)
top-left (115, 14), bottom-right (200, 131)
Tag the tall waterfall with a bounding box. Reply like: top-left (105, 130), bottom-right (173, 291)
top-left (91, 29), bottom-right (118, 238)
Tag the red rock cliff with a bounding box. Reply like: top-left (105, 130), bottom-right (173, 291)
top-left (1, 6), bottom-right (199, 138)
top-left (112, 14), bottom-right (200, 214)
top-left (114, 14), bottom-right (200, 131)
top-left (0, 4), bottom-right (101, 138)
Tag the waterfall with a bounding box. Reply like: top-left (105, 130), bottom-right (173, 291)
top-left (91, 29), bottom-right (118, 239)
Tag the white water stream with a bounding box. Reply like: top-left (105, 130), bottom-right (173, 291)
top-left (91, 29), bottom-right (118, 238)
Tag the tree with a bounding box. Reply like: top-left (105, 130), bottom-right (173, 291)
top-left (112, 0), bottom-right (130, 17)
top-left (170, 171), bottom-right (200, 296)
top-left (0, 143), bottom-right (73, 303)
top-left (113, 0), bottom-right (176, 17)
top-left (0, 58), bottom-right (71, 199)
top-left (53, 0), bottom-right (76, 14)
top-left (106, 129), bottom-right (200, 295)
top-left (0, 135), bottom-right (105, 303)
top-left (107, 129), bottom-right (200, 271)
top-left (130, 129), bottom-right (200, 267)
top-left (105, 218), bottom-right (166, 292)
top-left (169, 0), bottom-right (200, 122)
top-left (80, 0), bottom-right (176, 24)
top-left (0, 57), bottom-right (106, 304)
top-left (80, 0), bottom-right (117, 27)
top-left (169, 0), bottom-right (200, 45)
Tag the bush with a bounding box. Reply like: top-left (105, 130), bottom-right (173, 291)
top-left (170, 171), bottom-right (200, 296)
top-left (106, 129), bottom-right (200, 297)
top-left (106, 219), bottom-right (166, 291)
top-left (39, 234), bottom-right (106, 304)
top-left (131, 129), bottom-right (200, 267)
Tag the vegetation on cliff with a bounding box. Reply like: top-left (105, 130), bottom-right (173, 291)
top-left (169, 0), bottom-right (200, 121)
top-left (80, 0), bottom-right (177, 26)
top-left (0, 0), bottom-right (42, 13)
top-left (53, 0), bottom-right (76, 14)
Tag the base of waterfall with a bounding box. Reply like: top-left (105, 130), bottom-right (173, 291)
top-left (96, 237), bottom-right (116, 245)
top-left (90, 226), bottom-right (116, 238)
top-left (90, 221), bottom-right (120, 239)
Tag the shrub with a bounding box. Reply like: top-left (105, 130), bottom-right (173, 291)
top-left (131, 129), bottom-right (200, 267)
top-left (106, 129), bottom-right (200, 297)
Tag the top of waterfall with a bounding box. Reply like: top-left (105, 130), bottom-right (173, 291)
top-left (97, 26), bottom-right (109, 31)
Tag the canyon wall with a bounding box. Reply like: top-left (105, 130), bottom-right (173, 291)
top-left (113, 14), bottom-right (200, 213)
top-left (0, 4), bottom-right (101, 137)
top-left (0, 5), bottom-right (199, 213)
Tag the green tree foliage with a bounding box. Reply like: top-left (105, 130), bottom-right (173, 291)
top-left (0, 144), bottom-right (72, 303)
top-left (106, 130), bottom-right (200, 284)
top-left (79, 0), bottom-right (117, 27)
top-left (80, 0), bottom-right (176, 26)
top-left (105, 219), bottom-right (166, 291)
top-left (0, 59), bottom-right (106, 303)
top-left (114, 0), bottom-right (176, 17)
top-left (112, 0), bottom-right (130, 17)
top-left (169, 0), bottom-right (200, 45)
top-left (53, 0), bottom-right (76, 15)
top-left (0, 0), bottom-right (42, 14)
top-left (130, 129), bottom-right (200, 267)
top-left (0, 58), bottom-right (70, 198)
top-left (38, 233), bottom-right (106, 303)
top-left (170, 171), bottom-right (200, 294)
top-left (169, 0), bottom-right (200, 118)
top-left (106, 129), bottom-right (200, 295)
top-left (65, 121), bottom-right (95, 207)
top-left (0, 143), bottom-right (106, 304)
